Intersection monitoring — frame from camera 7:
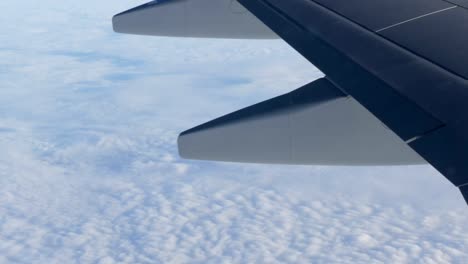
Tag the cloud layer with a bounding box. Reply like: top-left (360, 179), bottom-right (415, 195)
top-left (0, 0), bottom-right (467, 263)
top-left (0, 132), bottom-right (467, 264)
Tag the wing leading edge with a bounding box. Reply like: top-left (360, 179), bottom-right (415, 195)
top-left (238, 0), bottom-right (468, 205)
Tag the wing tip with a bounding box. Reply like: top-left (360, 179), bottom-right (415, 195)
top-left (111, 15), bottom-right (119, 33)
top-left (177, 132), bottom-right (189, 159)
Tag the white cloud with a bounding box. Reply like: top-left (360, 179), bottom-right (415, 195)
top-left (0, 0), bottom-right (467, 263)
top-left (0, 143), bottom-right (467, 263)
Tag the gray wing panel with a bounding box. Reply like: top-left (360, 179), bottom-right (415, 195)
top-left (112, 0), bottom-right (277, 39)
top-left (239, 0), bottom-right (468, 202)
top-left (179, 78), bottom-right (424, 165)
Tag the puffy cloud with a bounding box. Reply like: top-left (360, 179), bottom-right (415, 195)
top-left (0, 139), bottom-right (467, 263)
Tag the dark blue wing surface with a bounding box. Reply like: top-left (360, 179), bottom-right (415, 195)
top-left (239, 0), bottom-right (468, 204)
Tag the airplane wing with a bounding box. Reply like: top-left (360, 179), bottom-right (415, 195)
top-left (230, 0), bottom-right (468, 203)
top-left (113, 0), bottom-right (468, 204)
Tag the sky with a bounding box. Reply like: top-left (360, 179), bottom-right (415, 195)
top-left (0, 0), bottom-right (467, 263)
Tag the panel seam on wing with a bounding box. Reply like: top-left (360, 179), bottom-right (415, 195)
top-left (405, 124), bottom-right (446, 144)
top-left (375, 6), bottom-right (457, 32)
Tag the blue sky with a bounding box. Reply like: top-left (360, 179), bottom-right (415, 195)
top-left (0, 0), bottom-right (467, 263)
